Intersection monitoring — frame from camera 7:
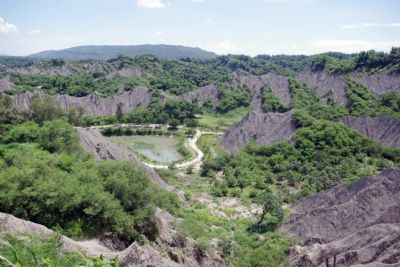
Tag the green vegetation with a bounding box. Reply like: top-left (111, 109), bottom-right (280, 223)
top-left (262, 85), bottom-right (287, 113)
top-left (311, 47), bottom-right (400, 74)
top-left (0, 233), bottom-right (118, 267)
top-left (215, 87), bottom-right (250, 113)
top-left (345, 79), bottom-right (400, 118)
top-left (8, 72), bottom-right (150, 97)
top-left (0, 119), bottom-right (180, 242)
top-left (156, 157), bottom-right (293, 267)
top-left (175, 204), bottom-right (292, 267)
top-left (4, 55), bottom-right (232, 96)
top-left (288, 78), bottom-right (320, 109)
top-left (2, 48), bottom-right (400, 99)
top-left (202, 118), bottom-right (400, 203)
top-left (124, 96), bottom-right (200, 125)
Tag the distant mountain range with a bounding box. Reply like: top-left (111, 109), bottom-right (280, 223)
top-left (28, 44), bottom-right (217, 60)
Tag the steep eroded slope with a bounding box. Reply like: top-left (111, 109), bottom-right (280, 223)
top-left (337, 116), bottom-right (400, 148)
top-left (282, 169), bottom-right (400, 267)
top-left (221, 110), bottom-right (296, 153)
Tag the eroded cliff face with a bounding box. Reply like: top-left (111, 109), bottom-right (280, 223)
top-left (296, 71), bottom-right (347, 105)
top-left (181, 84), bottom-right (219, 107)
top-left (282, 169), bottom-right (400, 267)
top-left (337, 116), bottom-right (400, 148)
top-left (221, 111), bottom-right (296, 153)
top-left (231, 69), bottom-right (290, 110)
top-left (183, 70), bottom-right (400, 110)
top-left (12, 87), bottom-right (152, 116)
top-left (1, 61), bottom-right (143, 78)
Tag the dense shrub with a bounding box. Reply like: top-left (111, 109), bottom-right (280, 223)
top-left (0, 121), bottom-right (180, 241)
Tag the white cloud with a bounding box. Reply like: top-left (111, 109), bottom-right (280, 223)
top-left (342, 22), bottom-right (400, 29)
top-left (28, 29), bottom-right (41, 35)
top-left (0, 17), bottom-right (17, 34)
top-left (205, 19), bottom-right (213, 24)
top-left (191, 0), bottom-right (206, 2)
top-left (309, 39), bottom-right (400, 53)
top-left (153, 30), bottom-right (163, 36)
top-left (137, 0), bottom-right (165, 9)
top-left (208, 40), bottom-right (240, 55)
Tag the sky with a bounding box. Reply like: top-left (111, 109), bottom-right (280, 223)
top-left (0, 0), bottom-right (399, 56)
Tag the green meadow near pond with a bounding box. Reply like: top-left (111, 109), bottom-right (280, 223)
top-left (107, 135), bottom-right (183, 164)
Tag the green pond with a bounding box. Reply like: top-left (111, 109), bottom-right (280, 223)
top-left (107, 135), bottom-right (183, 164)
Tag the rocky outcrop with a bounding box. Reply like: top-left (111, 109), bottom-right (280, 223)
top-left (76, 127), bottom-right (178, 194)
top-left (12, 87), bottom-right (152, 116)
top-left (337, 116), bottom-right (400, 147)
top-left (282, 168), bottom-right (400, 267)
top-left (181, 84), bottom-right (219, 107)
top-left (221, 110), bottom-right (296, 153)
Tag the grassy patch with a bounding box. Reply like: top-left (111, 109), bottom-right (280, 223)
top-left (176, 205), bottom-right (293, 267)
top-left (198, 107), bottom-right (249, 131)
top-left (197, 134), bottom-right (227, 159)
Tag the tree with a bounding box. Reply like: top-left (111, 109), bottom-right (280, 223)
top-left (168, 119), bottom-right (179, 130)
top-left (262, 86), bottom-right (286, 112)
top-left (30, 97), bottom-right (64, 124)
top-left (38, 119), bottom-right (80, 153)
top-left (0, 93), bottom-right (25, 124)
top-left (116, 102), bottom-right (124, 123)
top-left (185, 119), bottom-right (199, 128)
top-left (255, 191), bottom-right (283, 228)
top-left (67, 106), bottom-right (85, 126)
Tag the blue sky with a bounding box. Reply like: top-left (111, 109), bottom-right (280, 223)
top-left (0, 0), bottom-right (399, 56)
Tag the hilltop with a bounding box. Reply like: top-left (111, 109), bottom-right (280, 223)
top-left (28, 44), bottom-right (217, 60)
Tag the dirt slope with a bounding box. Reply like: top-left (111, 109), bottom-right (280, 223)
top-left (282, 168), bottom-right (400, 267)
top-left (337, 116), bottom-right (400, 147)
top-left (221, 110), bottom-right (296, 153)
top-left (12, 87), bottom-right (151, 116)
